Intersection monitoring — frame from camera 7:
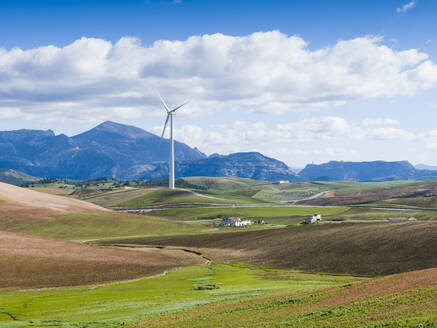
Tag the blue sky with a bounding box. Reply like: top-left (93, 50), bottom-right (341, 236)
top-left (0, 0), bottom-right (436, 167)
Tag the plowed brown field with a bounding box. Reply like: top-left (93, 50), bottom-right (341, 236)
top-left (0, 231), bottom-right (206, 290)
top-left (111, 221), bottom-right (437, 275)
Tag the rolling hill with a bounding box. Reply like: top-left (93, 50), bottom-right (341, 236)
top-left (298, 181), bottom-right (437, 206)
top-left (0, 181), bottom-right (106, 214)
top-left (109, 221), bottom-right (437, 276)
top-left (0, 182), bottom-right (211, 239)
top-left (0, 230), bottom-right (205, 290)
top-left (0, 168), bottom-right (39, 186)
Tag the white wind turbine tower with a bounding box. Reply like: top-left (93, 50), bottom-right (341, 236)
top-left (158, 93), bottom-right (189, 189)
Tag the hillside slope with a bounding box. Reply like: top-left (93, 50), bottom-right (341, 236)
top-left (113, 221), bottom-right (437, 275)
top-left (298, 181), bottom-right (437, 206)
top-left (0, 182), bottom-right (209, 239)
top-left (0, 168), bottom-right (39, 185)
top-left (0, 231), bottom-right (205, 290)
top-left (0, 181), bottom-right (106, 214)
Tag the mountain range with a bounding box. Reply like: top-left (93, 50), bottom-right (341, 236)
top-left (299, 161), bottom-right (437, 182)
top-left (0, 121), bottom-right (296, 181)
top-left (1, 121), bottom-right (436, 183)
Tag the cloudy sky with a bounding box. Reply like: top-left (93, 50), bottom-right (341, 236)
top-left (0, 0), bottom-right (436, 167)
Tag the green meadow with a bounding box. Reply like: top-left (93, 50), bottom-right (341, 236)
top-left (118, 188), bottom-right (264, 208)
top-left (0, 264), bottom-right (361, 328)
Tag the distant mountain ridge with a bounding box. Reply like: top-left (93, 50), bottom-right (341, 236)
top-left (0, 122), bottom-right (295, 182)
top-left (134, 152), bottom-right (297, 182)
top-left (1, 121), bottom-right (437, 182)
top-left (415, 164), bottom-right (437, 171)
top-left (299, 160), bottom-right (437, 182)
top-left (0, 121), bottom-right (205, 180)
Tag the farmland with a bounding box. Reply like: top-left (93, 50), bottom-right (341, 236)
top-left (117, 188), bottom-right (265, 208)
top-left (0, 231), bottom-right (205, 290)
top-left (2, 179), bottom-right (437, 327)
top-left (1, 263), bottom-right (436, 327)
top-left (139, 267), bottom-right (437, 328)
top-left (0, 263), bottom-right (364, 327)
top-left (147, 206), bottom-right (349, 221)
top-left (106, 221), bottom-right (437, 275)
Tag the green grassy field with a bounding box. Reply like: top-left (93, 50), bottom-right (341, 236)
top-left (147, 206), bottom-right (349, 220)
top-left (181, 177), bottom-right (271, 191)
top-left (0, 263), bottom-right (362, 328)
top-left (182, 178), bottom-right (430, 202)
top-left (317, 180), bottom-right (430, 194)
top-left (144, 278), bottom-right (437, 328)
top-left (117, 188), bottom-right (265, 208)
top-left (0, 210), bottom-right (211, 240)
top-left (2, 262), bottom-right (436, 328)
top-left (331, 207), bottom-right (437, 221)
top-left (373, 196), bottom-right (437, 209)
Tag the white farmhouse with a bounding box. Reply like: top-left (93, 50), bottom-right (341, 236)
top-left (219, 217), bottom-right (252, 227)
top-left (305, 214), bottom-right (322, 224)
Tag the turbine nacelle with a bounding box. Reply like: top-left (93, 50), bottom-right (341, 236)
top-left (158, 92), bottom-right (189, 139)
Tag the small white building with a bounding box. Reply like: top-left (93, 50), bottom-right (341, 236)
top-left (219, 217), bottom-right (252, 227)
top-left (305, 214), bottom-right (322, 224)
top-left (273, 180), bottom-right (289, 185)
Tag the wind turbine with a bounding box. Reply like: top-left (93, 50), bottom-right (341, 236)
top-left (158, 93), bottom-right (189, 189)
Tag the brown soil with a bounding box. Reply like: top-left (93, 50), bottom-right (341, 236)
top-left (298, 182), bottom-right (437, 206)
top-left (115, 221), bottom-right (437, 275)
top-left (0, 182), bottom-right (107, 214)
top-left (0, 231), bottom-right (205, 290)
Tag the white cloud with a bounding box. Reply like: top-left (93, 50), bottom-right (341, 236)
top-left (363, 118), bottom-right (399, 126)
top-left (276, 117), bottom-right (352, 141)
top-left (367, 127), bottom-right (419, 141)
top-left (0, 32), bottom-right (436, 122)
top-left (397, 1), bottom-right (416, 13)
top-left (0, 107), bottom-right (25, 119)
top-left (427, 143), bottom-right (437, 151)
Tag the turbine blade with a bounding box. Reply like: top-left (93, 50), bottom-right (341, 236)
top-left (157, 91), bottom-right (170, 112)
top-left (158, 114), bottom-right (170, 148)
top-left (169, 100), bottom-right (190, 113)
top-left (160, 114), bottom-right (170, 139)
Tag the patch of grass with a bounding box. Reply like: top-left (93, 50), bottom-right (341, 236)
top-left (82, 188), bottom-right (155, 207)
top-left (374, 196), bottom-right (437, 209)
top-left (334, 207), bottom-right (437, 221)
top-left (181, 177), bottom-right (271, 192)
top-left (318, 180), bottom-right (432, 194)
top-left (144, 283), bottom-right (437, 328)
top-left (0, 264), bottom-right (360, 328)
top-left (148, 206), bottom-right (349, 220)
top-left (0, 210), bottom-right (209, 240)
